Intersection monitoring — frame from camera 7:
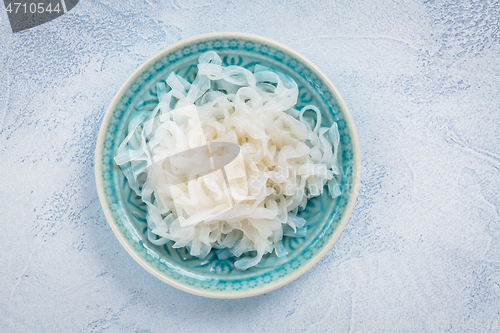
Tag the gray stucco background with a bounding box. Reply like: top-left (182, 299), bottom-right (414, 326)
top-left (1, 0), bottom-right (499, 332)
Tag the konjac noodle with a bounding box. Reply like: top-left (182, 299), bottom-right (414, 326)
top-left (114, 51), bottom-right (341, 270)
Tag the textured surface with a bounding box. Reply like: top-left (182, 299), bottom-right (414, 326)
top-left (1, 0), bottom-right (499, 332)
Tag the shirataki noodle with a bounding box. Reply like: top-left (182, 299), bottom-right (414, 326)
top-left (114, 51), bottom-right (341, 270)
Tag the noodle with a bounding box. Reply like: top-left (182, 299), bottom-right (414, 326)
top-left (114, 51), bottom-right (341, 270)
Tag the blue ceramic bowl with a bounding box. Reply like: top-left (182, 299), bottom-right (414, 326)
top-left (95, 33), bottom-right (360, 298)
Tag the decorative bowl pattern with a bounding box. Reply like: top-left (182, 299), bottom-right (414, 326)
top-left (95, 33), bottom-right (360, 298)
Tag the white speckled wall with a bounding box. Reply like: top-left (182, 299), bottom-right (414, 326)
top-left (1, 0), bottom-right (499, 332)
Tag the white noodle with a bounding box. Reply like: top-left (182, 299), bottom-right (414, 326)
top-left (114, 51), bottom-right (341, 270)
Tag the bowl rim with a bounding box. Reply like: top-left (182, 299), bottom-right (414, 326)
top-left (95, 32), bottom-right (361, 299)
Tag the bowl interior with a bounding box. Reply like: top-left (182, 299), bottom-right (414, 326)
top-left (96, 34), bottom-right (359, 297)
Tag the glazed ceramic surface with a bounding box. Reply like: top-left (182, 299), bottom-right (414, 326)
top-left (95, 33), bottom-right (360, 298)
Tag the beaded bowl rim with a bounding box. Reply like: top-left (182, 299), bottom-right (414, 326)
top-left (95, 32), bottom-right (360, 298)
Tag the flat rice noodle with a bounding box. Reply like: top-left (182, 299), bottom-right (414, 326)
top-left (114, 50), bottom-right (342, 270)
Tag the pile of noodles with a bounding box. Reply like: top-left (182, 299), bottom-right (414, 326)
top-left (114, 51), bottom-right (341, 270)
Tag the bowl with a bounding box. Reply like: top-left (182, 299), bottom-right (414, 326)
top-left (95, 32), bottom-right (360, 298)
